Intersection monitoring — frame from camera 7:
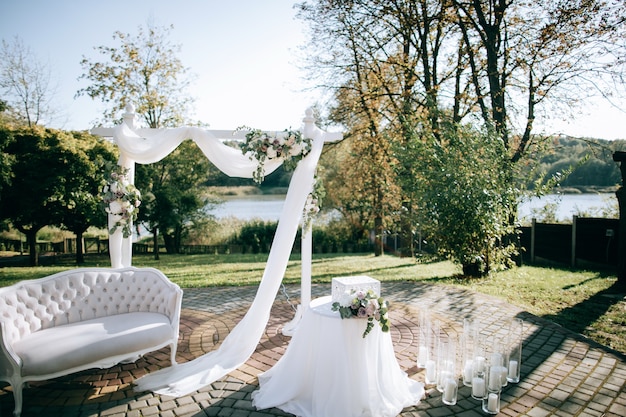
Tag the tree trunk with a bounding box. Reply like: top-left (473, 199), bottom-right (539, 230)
top-left (462, 258), bottom-right (487, 278)
top-left (374, 215), bottom-right (384, 257)
top-left (152, 227), bottom-right (160, 260)
top-left (26, 230), bottom-right (38, 267)
top-left (75, 230), bottom-right (85, 264)
top-left (163, 233), bottom-right (176, 254)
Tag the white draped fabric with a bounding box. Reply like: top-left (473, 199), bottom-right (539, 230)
top-left (120, 120), bottom-right (327, 396)
top-left (113, 123), bottom-right (286, 176)
top-left (252, 296), bottom-right (425, 416)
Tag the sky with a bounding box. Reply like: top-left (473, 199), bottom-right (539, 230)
top-left (0, 0), bottom-right (318, 131)
top-left (0, 0), bottom-right (624, 140)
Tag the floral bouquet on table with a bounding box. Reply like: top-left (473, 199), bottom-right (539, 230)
top-left (101, 164), bottom-right (141, 238)
top-left (332, 289), bottom-right (390, 338)
top-left (238, 127), bottom-right (313, 184)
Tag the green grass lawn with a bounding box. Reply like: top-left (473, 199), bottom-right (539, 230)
top-left (1, 252), bottom-right (624, 356)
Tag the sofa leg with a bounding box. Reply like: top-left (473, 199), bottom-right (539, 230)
top-left (12, 381), bottom-right (23, 417)
top-left (170, 343), bottom-right (177, 365)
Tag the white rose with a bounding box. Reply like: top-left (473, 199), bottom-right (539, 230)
top-left (266, 147), bottom-right (277, 159)
top-left (108, 200), bottom-right (123, 214)
top-left (289, 142), bottom-right (303, 156)
top-left (339, 292), bottom-right (353, 307)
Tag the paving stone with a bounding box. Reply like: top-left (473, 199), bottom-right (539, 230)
top-left (1, 281), bottom-right (624, 417)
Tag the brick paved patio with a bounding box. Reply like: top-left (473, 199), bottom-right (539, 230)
top-left (1, 282), bottom-right (624, 417)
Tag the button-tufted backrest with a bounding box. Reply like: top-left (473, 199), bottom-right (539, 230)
top-left (0, 267), bottom-right (181, 347)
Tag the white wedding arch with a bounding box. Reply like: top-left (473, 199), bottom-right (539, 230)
top-left (92, 105), bottom-right (341, 396)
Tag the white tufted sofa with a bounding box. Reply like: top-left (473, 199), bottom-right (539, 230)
top-left (0, 267), bottom-right (183, 417)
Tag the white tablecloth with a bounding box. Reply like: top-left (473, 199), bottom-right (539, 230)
top-left (252, 296), bottom-right (424, 417)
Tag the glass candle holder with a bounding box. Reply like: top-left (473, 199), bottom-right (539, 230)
top-left (436, 335), bottom-right (456, 393)
top-left (507, 318), bottom-right (523, 383)
top-left (471, 372), bottom-right (486, 400)
top-left (482, 364), bottom-right (501, 414)
top-left (462, 318), bottom-right (477, 387)
top-left (417, 309), bottom-right (431, 369)
top-left (442, 376), bottom-right (458, 406)
top-left (471, 353), bottom-right (487, 401)
top-left (425, 320), bottom-right (441, 385)
top-left (482, 389), bottom-right (500, 414)
top-left (490, 337), bottom-right (508, 389)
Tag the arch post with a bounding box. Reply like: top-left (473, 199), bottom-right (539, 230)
top-left (613, 151), bottom-right (626, 286)
top-left (108, 103), bottom-right (138, 268)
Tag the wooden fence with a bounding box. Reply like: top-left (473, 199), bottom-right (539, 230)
top-left (1, 216), bottom-right (620, 270)
top-left (518, 216), bottom-right (619, 268)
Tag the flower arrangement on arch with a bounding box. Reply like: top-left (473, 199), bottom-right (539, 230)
top-left (302, 173), bottom-right (325, 232)
top-left (332, 289), bottom-right (390, 338)
top-left (238, 127), bottom-right (313, 184)
top-left (101, 163), bottom-right (141, 238)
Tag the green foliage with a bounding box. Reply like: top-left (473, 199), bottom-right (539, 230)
top-left (135, 140), bottom-right (211, 254)
top-left (406, 121), bottom-right (518, 275)
top-left (0, 126), bottom-right (116, 265)
top-left (231, 220), bottom-right (278, 254)
top-left (523, 137), bottom-right (624, 190)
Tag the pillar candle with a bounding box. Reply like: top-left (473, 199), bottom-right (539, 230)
top-left (472, 377), bottom-right (485, 398)
top-left (498, 365), bottom-right (508, 387)
top-left (487, 392), bottom-right (499, 412)
top-left (426, 359), bottom-right (436, 382)
top-left (489, 366), bottom-right (500, 391)
top-left (508, 359), bottom-right (518, 379)
top-left (418, 345), bottom-right (428, 366)
top-left (443, 378), bottom-right (457, 403)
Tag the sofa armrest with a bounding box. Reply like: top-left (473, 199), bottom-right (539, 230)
top-left (0, 321), bottom-right (22, 376)
top-left (162, 276), bottom-right (183, 338)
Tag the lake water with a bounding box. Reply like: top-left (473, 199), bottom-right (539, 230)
top-left (210, 193), bottom-right (618, 222)
top-left (210, 194), bottom-right (287, 221)
top-left (518, 193), bottom-right (617, 221)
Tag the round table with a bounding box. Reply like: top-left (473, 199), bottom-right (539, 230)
top-left (252, 296), bottom-right (424, 417)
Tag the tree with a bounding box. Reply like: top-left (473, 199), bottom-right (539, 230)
top-left (298, 0), bottom-right (448, 254)
top-left (76, 23), bottom-right (194, 128)
top-left (78, 22), bottom-right (212, 256)
top-left (0, 36), bottom-right (58, 127)
top-left (325, 83), bottom-right (404, 256)
top-left (452, 0), bottom-right (625, 160)
top-left (0, 126), bottom-right (113, 266)
top-left (409, 119), bottom-right (518, 275)
top-left (58, 132), bottom-right (117, 263)
top-left (135, 140), bottom-right (211, 257)
top-left (297, 0), bottom-right (625, 270)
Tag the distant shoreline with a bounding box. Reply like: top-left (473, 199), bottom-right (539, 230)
top-left (549, 186), bottom-right (618, 194)
top-left (205, 185), bottom-right (619, 197)
top-left (205, 186), bottom-right (288, 197)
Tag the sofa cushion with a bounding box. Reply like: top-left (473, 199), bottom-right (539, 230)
top-left (13, 312), bottom-right (173, 375)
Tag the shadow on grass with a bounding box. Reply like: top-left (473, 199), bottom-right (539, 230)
top-left (542, 278), bottom-right (625, 352)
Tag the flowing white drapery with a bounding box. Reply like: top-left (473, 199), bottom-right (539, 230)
top-left (115, 121), bottom-right (327, 397)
